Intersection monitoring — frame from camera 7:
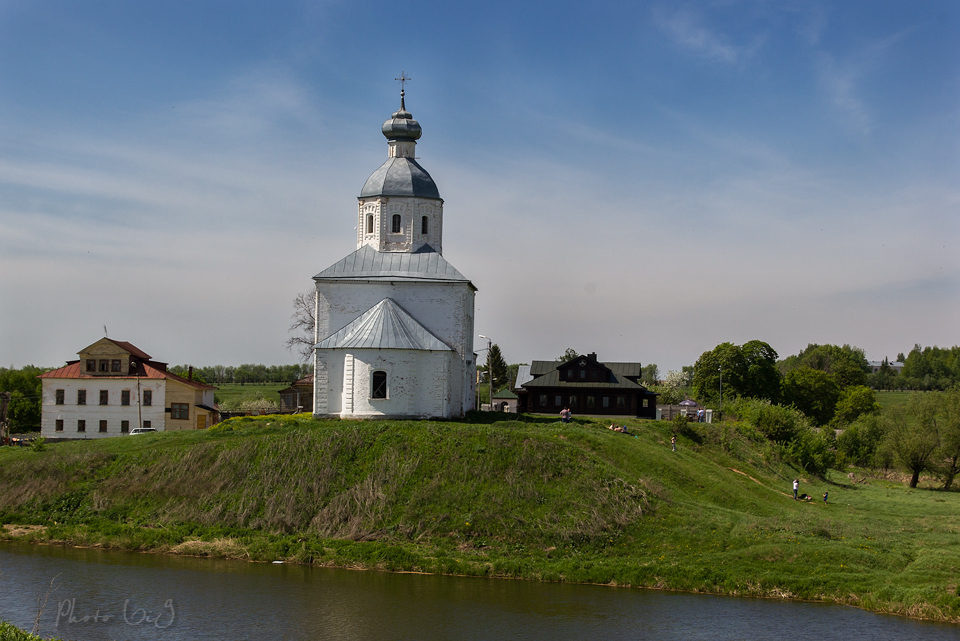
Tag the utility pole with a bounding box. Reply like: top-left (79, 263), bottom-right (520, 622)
top-left (478, 335), bottom-right (493, 411)
top-left (132, 361), bottom-right (143, 431)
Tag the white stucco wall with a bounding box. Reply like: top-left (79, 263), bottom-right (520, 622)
top-left (314, 279), bottom-right (476, 418)
top-left (40, 378), bottom-right (167, 439)
top-left (314, 349), bottom-right (456, 418)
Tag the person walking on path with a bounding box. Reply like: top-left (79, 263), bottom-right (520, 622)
top-left (671, 435), bottom-right (677, 452)
top-left (793, 479), bottom-right (799, 500)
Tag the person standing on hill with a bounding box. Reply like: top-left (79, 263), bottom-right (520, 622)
top-left (560, 407), bottom-right (571, 423)
top-left (671, 435), bottom-right (677, 452)
top-left (793, 479), bottom-right (799, 500)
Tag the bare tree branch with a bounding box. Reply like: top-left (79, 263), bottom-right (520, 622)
top-left (285, 291), bottom-right (316, 363)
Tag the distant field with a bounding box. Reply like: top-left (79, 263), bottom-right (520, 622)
top-left (874, 390), bottom-right (919, 412)
top-left (213, 383), bottom-right (289, 405)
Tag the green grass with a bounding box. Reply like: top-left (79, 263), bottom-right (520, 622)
top-left (213, 382), bottom-right (288, 406)
top-left (874, 390), bottom-right (918, 412)
top-left (0, 413), bottom-right (958, 623)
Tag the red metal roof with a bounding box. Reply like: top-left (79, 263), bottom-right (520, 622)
top-left (39, 360), bottom-right (215, 390)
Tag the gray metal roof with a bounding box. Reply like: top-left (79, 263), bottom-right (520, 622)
top-left (315, 298), bottom-right (453, 351)
top-left (515, 364), bottom-right (534, 388)
top-left (314, 244), bottom-right (473, 286)
top-left (360, 157), bottom-right (440, 199)
top-left (529, 359), bottom-right (642, 377)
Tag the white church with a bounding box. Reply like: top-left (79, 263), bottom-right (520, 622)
top-left (311, 89), bottom-right (477, 419)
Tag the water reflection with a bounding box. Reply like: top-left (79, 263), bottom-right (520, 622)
top-left (0, 542), bottom-right (956, 641)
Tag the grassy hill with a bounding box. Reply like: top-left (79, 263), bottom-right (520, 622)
top-left (1, 413), bottom-right (958, 622)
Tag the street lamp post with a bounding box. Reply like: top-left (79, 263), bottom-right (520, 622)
top-left (478, 335), bottom-right (493, 412)
top-left (718, 364), bottom-right (723, 419)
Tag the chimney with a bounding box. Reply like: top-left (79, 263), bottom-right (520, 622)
top-left (188, 366), bottom-right (193, 381)
top-left (588, 352), bottom-right (597, 361)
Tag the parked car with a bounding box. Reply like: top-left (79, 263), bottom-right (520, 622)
top-left (129, 427), bottom-right (157, 435)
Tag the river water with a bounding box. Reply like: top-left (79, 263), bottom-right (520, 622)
top-left (0, 542), bottom-right (956, 641)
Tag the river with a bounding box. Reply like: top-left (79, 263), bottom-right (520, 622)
top-left (0, 542), bottom-right (956, 640)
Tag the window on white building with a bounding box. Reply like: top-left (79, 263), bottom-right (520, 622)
top-left (391, 214), bottom-right (401, 233)
top-left (372, 371), bottom-right (387, 399)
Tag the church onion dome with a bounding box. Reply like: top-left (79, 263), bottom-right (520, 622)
top-left (381, 94), bottom-right (422, 141)
top-left (360, 157), bottom-right (440, 199)
top-left (360, 92), bottom-right (441, 200)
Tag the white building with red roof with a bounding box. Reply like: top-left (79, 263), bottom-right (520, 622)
top-left (39, 338), bottom-right (218, 439)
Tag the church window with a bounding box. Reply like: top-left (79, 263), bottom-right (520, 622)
top-left (391, 214), bottom-right (401, 233)
top-left (421, 216), bottom-right (429, 234)
top-left (366, 214), bottom-right (374, 234)
top-left (372, 371), bottom-right (388, 399)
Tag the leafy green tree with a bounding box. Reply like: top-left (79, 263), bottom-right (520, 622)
top-left (833, 385), bottom-right (881, 425)
top-left (901, 345), bottom-right (960, 390)
top-left (781, 367), bottom-right (840, 426)
top-left (932, 387), bottom-right (960, 490)
top-left (7, 391), bottom-right (41, 433)
top-left (641, 363), bottom-right (659, 386)
top-left (884, 395), bottom-right (942, 488)
top-left (868, 358), bottom-right (899, 391)
top-left (777, 343), bottom-right (869, 387)
top-left (554, 348), bottom-right (579, 363)
top-left (692, 341), bottom-right (780, 405)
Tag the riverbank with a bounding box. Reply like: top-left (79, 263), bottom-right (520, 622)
top-left (1, 414), bottom-right (958, 622)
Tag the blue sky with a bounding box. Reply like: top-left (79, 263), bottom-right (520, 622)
top-left (1, 0), bottom-right (957, 374)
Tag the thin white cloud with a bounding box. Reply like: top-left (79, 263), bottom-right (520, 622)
top-left (653, 7), bottom-right (763, 65)
top-left (814, 28), bottom-right (913, 135)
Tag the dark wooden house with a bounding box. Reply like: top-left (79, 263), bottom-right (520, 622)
top-left (278, 374), bottom-right (313, 413)
top-left (516, 353), bottom-right (657, 419)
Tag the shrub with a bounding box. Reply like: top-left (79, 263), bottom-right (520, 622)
top-left (836, 414), bottom-right (885, 468)
top-left (784, 429), bottom-right (835, 477)
top-left (728, 398), bottom-right (808, 443)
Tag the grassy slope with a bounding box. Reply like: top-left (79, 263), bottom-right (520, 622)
top-left (1, 414), bottom-right (958, 622)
